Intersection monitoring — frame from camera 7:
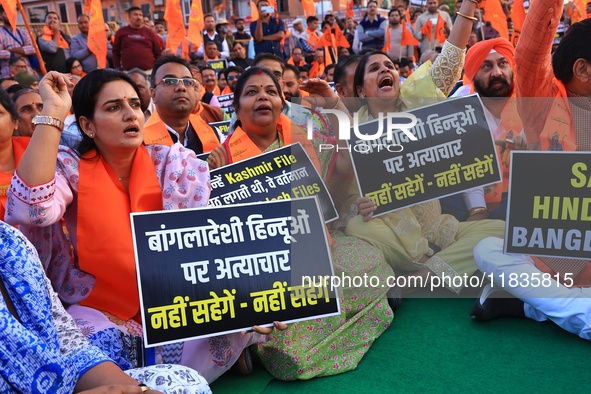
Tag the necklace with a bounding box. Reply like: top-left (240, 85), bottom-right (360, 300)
top-left (118, 176), bottom-right (130, 181)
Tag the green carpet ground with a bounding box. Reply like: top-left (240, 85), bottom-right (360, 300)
top-left (211, 297), bottom-right (590, 393)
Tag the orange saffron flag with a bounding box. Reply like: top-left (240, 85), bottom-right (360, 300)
top-left (84, 0), bottom-right (108, 68)
top-left (421, 19), bottom-right (433, 41)
top-left (314, 28), bottom-right (335, 50)
top-left (401, 22), bottom-right (419, 46)
top-left (165, 0), bottom-right (188, 59)
top-left (405, 7), bottom-right (411, 23)
top-left (481, 0), bottom-right (509, 39)
top-left (334, 24), bottom-right (350, 48)
top-left (346, 0), bottom-right (354, 18)
top-left (251, 1), bottom-right (259, 20)
top-left (280, 27), bottom-right (291, 52)
top-left (434, 14), bottom-right (446, 43)
top-left (303, 0), bottom-right (316, 18)
top-left (187, 0), bottom-right (204, 49)
top-left (0, 0), bottom-right (17, 33)
top-left (512, 0), bottom-right (525, 33)
top-left (571, 0), bottom-right (586, 22)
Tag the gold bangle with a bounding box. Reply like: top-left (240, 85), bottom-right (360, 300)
top-left (469, 207), bottom-right (489, 216)
top-left (456, 11), bottom-right (478, 21)
top-left (138, 383), bottom-right (150, 392)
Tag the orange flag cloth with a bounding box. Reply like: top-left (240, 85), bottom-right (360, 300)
top-left (334, 24), bottom-right (350, 48)
top-left (346, 0), bottom-right (354, 18)
top-left (0, 0), bottom-right (18, 33)
top-left (421, 19), bottom-right (433, 41)
top-left (481, 0), bottom-right (509, 40)
top-left (434, 14), bottom-right (446, 43)
top-left (84, 0), bottom-right (108, 68)
top-left (251, 1), bottom-right (259, 20)
top-left (188, 0), bottom-right (205, 48)
top-left (303, 0), bottom-right (316, 17)
top-left (401, 22), bottom-right (419, 46)
top-left (165, 0), bottom-right (188, 59)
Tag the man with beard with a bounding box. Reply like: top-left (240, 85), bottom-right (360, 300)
top-left (143, 56), bottom-right (223, 154)
top-left (221, 66), bottom-right (244, 94)
top-left (444, 38), bottom-right (524, 221)
top-left (233, 18), bottom-right (251, 41)
top-left (283, 64), bottom-right (303, 101)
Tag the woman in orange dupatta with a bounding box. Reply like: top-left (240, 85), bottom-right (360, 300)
top-left (6, 69), bottom-right (280, 384)
top-left (0, 89), bottom-right (28, 220)
top-left (208, 67), bottom-right (395, 381)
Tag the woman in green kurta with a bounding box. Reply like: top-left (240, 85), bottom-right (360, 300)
top-left (207, 67), bottom-right (395, 380)
top-left (345, 0), bottom-right (505, 293)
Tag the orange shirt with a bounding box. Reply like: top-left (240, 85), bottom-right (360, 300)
top-left (515, 0), bottom-right (567, 146)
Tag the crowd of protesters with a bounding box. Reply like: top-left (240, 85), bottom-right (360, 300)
top-left (1, 0), bottom-right (590, 391)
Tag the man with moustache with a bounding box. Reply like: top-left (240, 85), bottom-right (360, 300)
top-left (112, 7), bottom-right (162, 71)
top-left (282, 64), bottom-right (303, 101)
top-left (233, 18), bottom-right (251, 41)
top-left (445, 38), bottom-right (523, 221)
top-left (143, 56), bottom-right (223, 154)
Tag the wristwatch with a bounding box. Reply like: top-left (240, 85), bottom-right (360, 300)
top-left (32, 115), bottom-right (64, 132)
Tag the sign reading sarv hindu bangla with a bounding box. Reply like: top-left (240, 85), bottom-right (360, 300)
top-left (131, 197), bottom-right (339, 347)
top-left (349, 95), bottom-right (501, 216)
top-left (505, 152), bottom-right (591, 259)
top-left (209, 143), bottom-right (338, 222)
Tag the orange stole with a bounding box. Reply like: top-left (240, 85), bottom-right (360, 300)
top-left (0, 137), bottom-right (29, 218)
top-left (539, 80), bottom-right (576, 152)
top-left (221, 85), bottom-right (233, 95)
top-left (143, 107), bottom-right (220, 153)
top-left (77, 146), bottom-right (163, 321)
top-left (207, 85), bottom-right (221, 96)
top-left (225, 114), bottom-right (332, 245)
top-left (225, 114), bottom-right (321, 173)
top-left (42, 25), bottom-right (70, 48)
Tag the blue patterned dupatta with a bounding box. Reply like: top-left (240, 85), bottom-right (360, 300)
top-left (0, 222), bottom-right (80, 393)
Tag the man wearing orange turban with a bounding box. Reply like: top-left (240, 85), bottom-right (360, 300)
top-left (443, 37), bottom-right (523, 222)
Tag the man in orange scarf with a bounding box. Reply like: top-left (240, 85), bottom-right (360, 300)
top-left (144, 56), bottom-right (224, 154)
top-left (444, 38), bottom-right (523, 222)
top-left (413, 0), bottom-right (452, 54)
top-left (471, 0), bottom-right (591, 334)
top-left (37, 11), bottom-right (71, 73)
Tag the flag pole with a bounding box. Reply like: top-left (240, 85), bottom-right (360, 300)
top-left (16, 0), bottom-right (47, 75)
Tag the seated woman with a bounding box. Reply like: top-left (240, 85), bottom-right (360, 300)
top-left (5, 69), bottom-right (279, 383)
top-left (345, 0), bottom-right (506, 294)
top-left (0, 89), bottom-right (27, 218)
top-left (0, 220), bottom-right (210, 393)
top-left (208, 67), bottom-right (395, 380)
top-left (66, 57), bottom-right (87, 78)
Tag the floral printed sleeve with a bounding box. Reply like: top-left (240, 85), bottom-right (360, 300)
top-left (6, 147), bottom-right (78, 227)
top-left (146, 143), bottom-right (211, 210)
